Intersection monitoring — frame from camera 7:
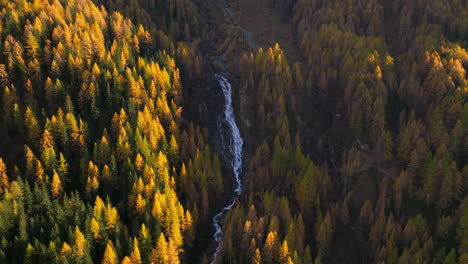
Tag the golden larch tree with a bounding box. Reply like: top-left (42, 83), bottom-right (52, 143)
top-left (102, 240), bottom-right (118, 264)
top-left (130, 238), bottom-right (142, 264)
top-left (90, 217), bottom-right (101, 240)
top-left (61, 242), bottom-right (72, 256)
top-left (73, 226), bottom-right (87, 257)
top-left (0, 158), bottom-right (9, 192)
top-left (150, 233), bottom-right (168, 264)
top-left (51, 170), bottom-right (62, 197)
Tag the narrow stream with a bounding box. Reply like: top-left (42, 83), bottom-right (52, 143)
top-left (211, 74), bottom-right (244, 263)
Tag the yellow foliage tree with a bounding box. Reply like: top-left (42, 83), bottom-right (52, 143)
top-left (88, 161), bottom-right (100, 179)
top-left (61, 242), bottom-right (72, 256)
top-left (155, 151), bottom-right (169, 182)
top-left (35, 160), bottom-right (45, 184)
top-left (150, 234), bottom-right (168, 264)
top-left (94, 195), bottom-right (105, 220)
top-left (102, 165), bottom-right (111, 182)
top-left (51, 170), bottom-right (62, 197)
top-left (140, 224), bottom-right (149, 240)
top-left (253, 248), bottom-right (261, 264)
top-left (262, 231), bottom-right (278, 263)
top-left (102, 240), bottom-right (118, 264)
top-left (90, 217), bottom-right (101, 240)
top-left (86, 176), bottom-right (99, 196)
top-left (92, 176), bottom-right (99, 190)
top-left (278, 240), bottom-right (290, 264)
top-left (24, 107), bottom-right (40, 145)
top-left (136, 177), bottom-right (144, 193)
top-left (121, 257), bottom-right (131, 264)
top-left (0, 158), bottom-right (9, 192)
top-left (135, 193), bottom-right (146, 214)
top-left (134, 153), bottom-right (144, 173)
top-left (130, 238), bottom-right (142, 264)
top-left (152, 192), bottom-right (164, 221)
top-left (182, 209), bottom-right (193, 233)
top-left (41, 129), bottom-right (55, 150)
top-left (74, 226), bottom-right (87, 257)
top-left (24, 145), bottom-right (36, 179)
top-left (167, 238), bottom-right (180, 264)
top-left (143, 166), bottom-right (156, 182)
top-left (25, 243), bottom-right (34, 263)
top-left (105, 204), bottom-right (119, 230)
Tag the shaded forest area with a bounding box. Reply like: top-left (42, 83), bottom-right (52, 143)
top-left (0, 0), bottom-right (466, 264)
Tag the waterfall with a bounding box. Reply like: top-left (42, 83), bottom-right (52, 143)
top-left (211, 74), bottom-right (244, 263)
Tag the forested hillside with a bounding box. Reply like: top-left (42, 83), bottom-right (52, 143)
top-left (216, 0), bottom-right (468, 263)
top-left (0, 0), bottom-right (466, 264)
top-left (0, 0), bottom-right (223, 263)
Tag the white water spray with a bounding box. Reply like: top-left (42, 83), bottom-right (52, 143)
top-left (211, 74), bottom-right (244, 263)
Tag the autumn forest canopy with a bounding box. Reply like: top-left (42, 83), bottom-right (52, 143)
top-left (0, 0), bottom-right (466, 263)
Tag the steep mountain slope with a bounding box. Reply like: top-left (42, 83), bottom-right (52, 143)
top-left (0, 0), bottom-right (466, 263)
top-left (207, 0), bottom-right (468, 263)
top-left (0, 0), bottom-right (224, 263)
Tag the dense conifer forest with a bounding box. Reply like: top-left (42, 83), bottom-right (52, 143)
top-left (0, 0), bottom-right (466, 263)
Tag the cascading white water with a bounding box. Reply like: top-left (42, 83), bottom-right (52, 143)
top-left (211, 74), bottom-right (244, 263)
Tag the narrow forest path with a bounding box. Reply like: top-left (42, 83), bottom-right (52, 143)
top-left (226, 0), bottom-right (300, 63)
